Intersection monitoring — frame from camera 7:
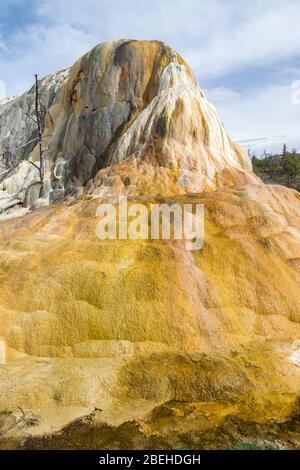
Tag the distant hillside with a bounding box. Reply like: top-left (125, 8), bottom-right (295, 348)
top-left (252, 145), bottom-right (300, 192)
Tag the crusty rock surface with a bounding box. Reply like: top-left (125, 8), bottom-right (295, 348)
top-left (0, 70), bottom-right (69, 212)
top-left (0, 40), bottom-right (251, 214)
top-left (0, 40), bottom-right (300, 449)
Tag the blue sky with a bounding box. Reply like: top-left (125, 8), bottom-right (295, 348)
top-left (1, 0), bottom-right (300, 154)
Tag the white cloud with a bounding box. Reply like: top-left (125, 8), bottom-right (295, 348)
top-left (0, 80), bottom-right (6, 100)
top-left (206, 82), bottom-right (300, 153)
top-left (0, 33), bottom-right (6, 51)
top-left (205, 87), bottom-right (241, 103)
top-left (0, 22), bottom-right (92, 95)
top-left (2, 0), bottom-right (300, 90)
top-left (187, 0), bottom-right (300, 78)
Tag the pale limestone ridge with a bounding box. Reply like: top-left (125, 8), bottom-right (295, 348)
top-left (0, 69), bottom-right (70, 212)
top-left (0, 40), bottom-right (251, 216)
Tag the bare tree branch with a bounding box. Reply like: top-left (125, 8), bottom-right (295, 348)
top-left (16, 137), bottom-right (39, 149)
top-left (35, 74), bottom-right (45, 192)
top-left (47, 109), bottom-right (54, 129)
top-left (25, 112), bottom-right (38, 124)
top-left (28, 161), bottom-right (40, 171)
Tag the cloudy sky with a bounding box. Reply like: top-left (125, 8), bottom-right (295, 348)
top-left (1, 0), bottom-right (300, 154)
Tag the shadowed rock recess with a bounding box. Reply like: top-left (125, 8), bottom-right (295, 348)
top-left (0, 40), bottom-right (300, 449)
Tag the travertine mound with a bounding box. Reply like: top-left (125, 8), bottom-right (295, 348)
top-left (0, 40), bottom-right (250, 213)
top-left (0, 40), bottom-right (300, 449)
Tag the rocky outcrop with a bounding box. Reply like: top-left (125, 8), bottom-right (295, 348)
top-left (0, 70), bottom-right (69, 212)
top-left (0, 40), bottom-right (300, 449)
top-left (0, 40), bottom-right (251, 215)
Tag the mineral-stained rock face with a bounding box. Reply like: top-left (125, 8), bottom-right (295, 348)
top-left (0, 70), bottom-right (69, 212)
top-left (0, 40), bottom-right (300, 449)
top-left (0, 40), bottom-right (251, 214)
top-left (45, 40), bottom-right (250, 196)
